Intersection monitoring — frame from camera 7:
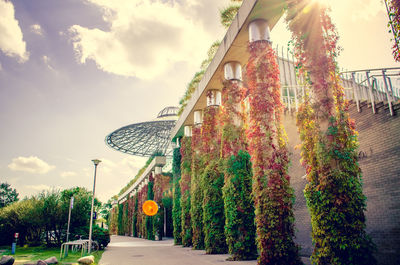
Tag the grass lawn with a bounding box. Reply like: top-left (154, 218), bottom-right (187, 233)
top-left (0, 246), bottom-right (104, 265)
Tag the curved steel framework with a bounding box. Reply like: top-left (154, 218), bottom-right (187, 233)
top-left (106, 107), bottom-right (178, 157)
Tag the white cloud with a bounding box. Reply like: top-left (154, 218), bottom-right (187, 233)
top-left (61, 171), bottom-right (77, 178)
top-left (42, 55), bottom-right (56, 72)
top-left (120, 157), bottom-right (146, 171)
top-left (30, 24), bottom-right (43, 35)
top-left (69, 0), bottom-right (220, 79)
top-left (0, 62), bottom-right (2, 71)
top-left (8, 156), bottom-right (55, 174)
top-left (0, 0), bottom-right (29, 62)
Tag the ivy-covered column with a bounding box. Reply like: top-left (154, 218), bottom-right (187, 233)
top-left (123, 200), bottom-right (129, 235)
top-left (109, 206), bottom-right (118, 235)
top-left (137, 183), bottom-right (148, 238)
top-left (146, 174), bottom-right (155, 240)
top-left (245, 19), bottom-right (301, 265)
top-left (172, 146), bottom-right (182, 244)
top-left (201, 94), bottom-right (227, 254)
top-left (180, 133), bottom-right (193, 247)
top-left (286, 2), bottom-right (376, 264)
top-left (117, 203), bottom-right (124, 235)
top-left (132, 193), bottom-right (138, 237)
top-left (128, 196), bottom-right (133, 236)
top-left (190, 121), bottom-right (205, 250)
top-left (153, 171), bottom-right (171, 240)
top-left (221, 63), bottom-right (257, 260)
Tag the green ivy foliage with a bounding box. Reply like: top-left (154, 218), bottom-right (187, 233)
top-left (190, 126), bottom-right (205, 250)
top-left (117, 203), bottom-right (124, 235)
top-left (202, 160), bottom-right (227, 254)
top-left (153, 206), bottom-right (164, 240)
top-left (190, 173), bottom-right (204, 249)
top-left (180, 137), bottom-right (193, 247)
top-left (146, 180), bottom-right (155, 240)
top-left (133, 195), bottom-right (138, 237)
top-left (162, 196), bottom-right (174, 237)
top-left (223, 150), bottom-right (257, 260)
top-left (123, 201), bottom-right (129, 235)
top-left (286, 2), bottom-right (377, 263)
top-left (172, 147), bottom-right (183, 244)
top-left (299, 105), bottom-right (377, 265)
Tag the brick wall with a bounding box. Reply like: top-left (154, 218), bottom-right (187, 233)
top-left (283, 104), bottom-right (400, 265)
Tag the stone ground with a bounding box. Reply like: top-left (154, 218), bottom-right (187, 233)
top-left (99, 235), bottom-right (311, 265)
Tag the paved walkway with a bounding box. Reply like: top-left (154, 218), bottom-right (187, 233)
top-left (100, 236), bottom-right (311, 265)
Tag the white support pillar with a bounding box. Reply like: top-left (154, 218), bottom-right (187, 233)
top-left (184, 125), bottom-right (192, 137)
top-left (155, 166), bottom-right (162, 175)
top-left (206, 89), bottom-right (222, 107)
top-left (224, 62), bottom-right (242, 81)
top-left (194, 110), bottom-right (203, 125)
top-left (249, 19), bottom-right (271, 43)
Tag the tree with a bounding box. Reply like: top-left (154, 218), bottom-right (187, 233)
top-left (0, 182), bottom-right (19, 208)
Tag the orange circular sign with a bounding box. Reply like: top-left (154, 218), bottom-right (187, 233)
top-left (142, 200), bottom-right (159, 216)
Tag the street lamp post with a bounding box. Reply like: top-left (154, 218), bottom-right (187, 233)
top-left (89, 159), bottom-right (101, 254)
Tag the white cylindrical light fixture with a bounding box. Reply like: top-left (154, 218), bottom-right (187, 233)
top-left (249, 19), bottom-right (271, 43)
top-left (206, 89), bottom-right (222, 107)
top-left (224, 62), bottom-right (242, 81)
top-left (194, 110), bottom-right (203, 125)
top-left (155, 166), bottom-right (162, 175)
top-left (184, 125), bottom-right (192, 137)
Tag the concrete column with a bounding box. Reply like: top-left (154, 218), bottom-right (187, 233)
top-left (249, 19), bottom-right (271, 43)
top-left (206, 89), bottom-right (222, 107)
top-left (184, 125), bottom-right (192, 137)
top-left (194, 110), bottom-right (203, 125)
top-left (224, 61), bottom-right (242, 81)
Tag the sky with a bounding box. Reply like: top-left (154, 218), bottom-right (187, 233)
top-left (0, 0), bottom-right (398, 203)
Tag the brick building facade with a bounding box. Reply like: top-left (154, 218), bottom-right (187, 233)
top-left (285, 104), bottom-right (400, 265)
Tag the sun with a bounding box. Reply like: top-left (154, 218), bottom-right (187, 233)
top-left (311, 0), bottom-right (331, 8)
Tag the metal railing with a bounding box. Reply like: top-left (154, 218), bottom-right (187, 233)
top-left (274, 45), bottom-right (400, 116)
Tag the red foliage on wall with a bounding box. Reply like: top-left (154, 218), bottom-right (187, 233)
top-left (245, 40), bottom-right (301, 265)
top-left (153, 174), bottom-right (171, 203)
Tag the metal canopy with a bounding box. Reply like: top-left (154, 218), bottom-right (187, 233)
top-left (106, 107), bottom-right (178, 157)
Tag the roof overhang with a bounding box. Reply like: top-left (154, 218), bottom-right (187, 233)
top-left (118, 156), bottom-right (166, 203)
top-left (171, 0), bottom-right (286, 141)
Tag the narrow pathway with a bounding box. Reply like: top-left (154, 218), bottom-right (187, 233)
top-left (100, 236), bottom-right (311, 265)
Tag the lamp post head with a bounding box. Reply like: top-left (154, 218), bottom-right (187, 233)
top-left (92, 159), bottom-right (101, 166)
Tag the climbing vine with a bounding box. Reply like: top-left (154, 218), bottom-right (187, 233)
top-left (153, 173), bottom-right (172, 240)
top-left (200, 106), bottom-right (227, 254)
top-left (286, 1), bottom-right (376, 264)
top-left (172, 147), bottom-right (182, 244)
top-left (386, 0), bottom-right (400, 61)
top-left (132, 194), bottom-right (138, 237)
top-left (117, 203), bottom-right (124, 236)
top-left (137, 184), bottom-right (148, 238)
top-left (146, 175), bottom-right (155, 240)
top-left (245, 40), bottom-right (301, 265)
top-left (190, 125), bottom-right (205, 250)
top-left (123, 199), bottom-right (129, 235)
top-left (220, 80), bottom-right (257, 260)
top-left (109, 206), bottom-right (118, 235)
top-left (180, 137), bottom-right (193, 247)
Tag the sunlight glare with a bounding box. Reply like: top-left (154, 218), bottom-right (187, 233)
top-left (311, 0), bottom-right (331, 8)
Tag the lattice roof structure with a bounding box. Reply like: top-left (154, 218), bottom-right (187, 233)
top-left (105, 106), bottom-right (178, 157)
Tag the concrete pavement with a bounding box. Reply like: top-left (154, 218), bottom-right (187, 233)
top-left (100, 236), bottom-right (311, 265)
